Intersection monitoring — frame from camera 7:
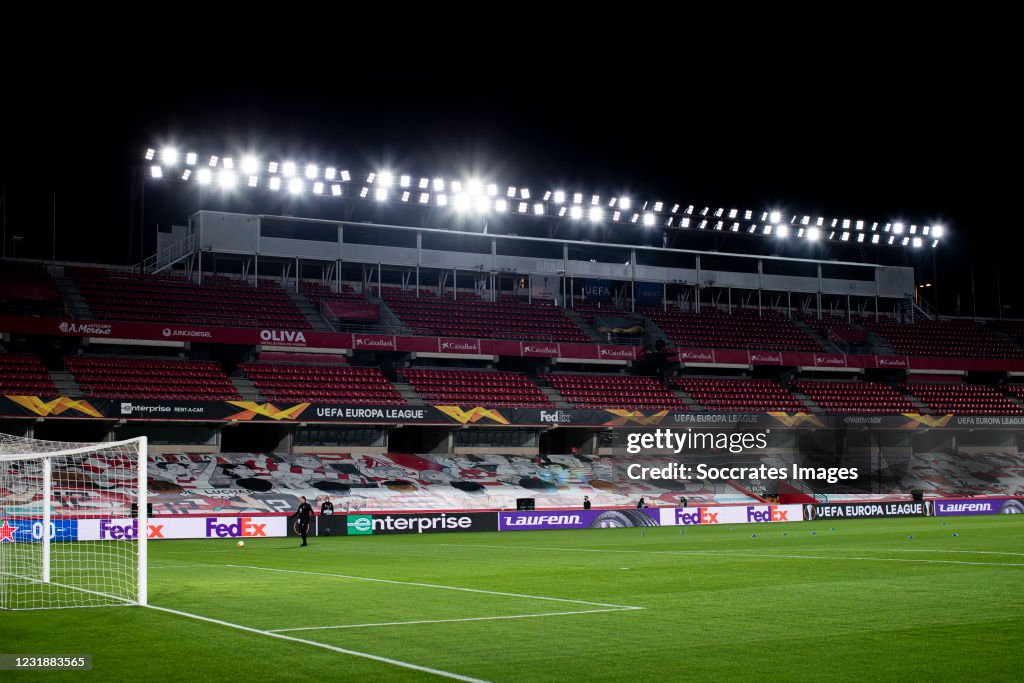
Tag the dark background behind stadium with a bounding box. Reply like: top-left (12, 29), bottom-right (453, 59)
top-left (0, 57), bottom-right (1013, 317)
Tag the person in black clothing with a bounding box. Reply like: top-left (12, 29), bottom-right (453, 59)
top-left (292, 496), bottom-right (314, 546)
top-left (636, 497), bottom-right (646, 508)
top-left (320, 498), bottom-right (334, 516)
top-left (583, 496), bottom-right (591, 510)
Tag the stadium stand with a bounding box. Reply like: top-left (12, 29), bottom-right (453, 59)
top-left (641, 309), bottom-right (824, 351)
top-left (543, 372), bottom-right (683, 410)
top-left (904, 382), bottom-right (1024, 415)
top-left (0, 353), bottom-right (57, 395)
top-left (0, 261), bottom-right (63, 314)
top-left (383, 290), bottom-right (590, 342)
top-left (68, 267), bottom-right (310, 329)
top-left (863, 319), bottom-right (1023, 358)
top-left (241, 363), bottom-right (403, 404)
top-left (66, 356), bottom-right (240, 400)
top-left (676, 378), bottom-right (808, 412)
top-left (402, 368), bottom-right (550, 407)
top-left (794, 380), bottom-right (917, 414)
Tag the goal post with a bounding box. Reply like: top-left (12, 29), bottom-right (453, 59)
top-left (0, 433), bottom-right (147, 610)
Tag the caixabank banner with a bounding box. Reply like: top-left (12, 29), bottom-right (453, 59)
top-left (934, 498), bottom-right (1024, 516)
top-left (334, 512), bottom-right (499, 536)
top-left (804, 501), bottom-right (932, 520)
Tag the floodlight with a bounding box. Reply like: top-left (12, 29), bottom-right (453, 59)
top-left (589, 207), bottom-right (603, 222)
top-left (466, 179), bottom-right (481, 196)
top-left (400, 175), bottom-right (411, 188)
top-left (654, 202), bottom-right (664, 212)
top-left (451, 180), bottom-right (463, 194)
top-left (681, 217), bottom-right (690, 228)
top-left (554, 190), bottom-right (565, 204)
top-left (909, 224), bottom-right (917, 234)
top-left (776, 225), bottom-right (789, 238)
top-left (620, 197), bottom-right (631, 210)
top-left (543, 191), bottom-right (552, 201)
top-left (186, 152), bottom-right (198, 166)
top-left (842, 219), bottom-right (851, 229)
top-left (437, 194), bottom-right (448, 206)
top-left (932, 225), bottom-right (944, 238)
top-left (495, 199), bottom-right (507, 213)
top-left (764, 225), bottom-right (773, 235)
top-left (340, 170), bottom-right (351, 182)
top-left (268, 161), bottom-right (279, 173)
top-left (223, 158), bottom-right (234, 170)
top-left (912, 237), bottom-right (922, 248)
top-left (714, 221), bottom-right (723, 230)
top-left (857, 233), bottom-right (865, 242)
top-left (729, 209), bottom-right (738, 219)
top-left (731, 222), bottom-right (740, 232)
top-left (630, 214), bottom-right (639, 224)
top-left (401, 191), bottom-right (410, 202)
top-left (901, 236), bottom-right (910, 246)
top-left (743, 209), bottom-right (751, 220)
top-left (324, 167), bottom-right (336, 180)
top-left (269, 176), bottom-right (281, 191)
top-left (241, 156), bottom-right (259, 174)
top-left (303, 164), bottom-right (316, 180)
top-left (798, 228), bottom-right (805, 238)
top-left (923, 225), bottom-right (931, 235)
top-left (161, 147), bottom-right (177, 165)
top-left (612, 210), bottom-right (621, 221)
top-left (419, 178), bottom-right (429, 189)
top-left (181, 169), bottom-right (191, 181)
top-left (856, 220), bottom-right (864, 230)
top-left (642, 213), bottom-right (655, 226)
top-left (807, 227), bottom-right (820, 240)
top-left (289, 179), bottom-right (304, 195)
top-left (714, 208), bottom-right (723, 217)
top-left (521, 188), bottom-right (530, 199)
top-left (841, 232), bottom-right (850, 241)
top-left (893, 222), bottom-right (904, 234)
top-left (208, 155), bottom-right (219, 167)
top-left (378, 172), bottom-right (395, 187)
top-left (830, 219), bottom-right (838, 228)
top-left (671, 204), bottom-right (680, 213)
top-left (871, 234), bottom-right (879, 244)
top-left (769, 211), bottom-right (781, 224)
top-left (433, 178), bottom-right (445, 191)
top-left (518, 201), bottom-right (527, 213)
top-left (420, 193), bottom-right (431, 204)
top-left (573, 192), bottom-right (583, 205)
top-left (871, 222), bottom-right (879, 231)
top-left (816, 217), bottom-right (824, 226)
top-left (332, 185), bottom-right (342, 196)
top-left (367, 172), bottom-right (377, 184)
top-left (145, 148), bottom-right (155, 161)
top-left (454, 194), bottom-right (470, 212)
top-left (748, 224), bottom-right (757, 233)
top-left (196, 168), bottom-right (212, 185)
top-left (487, 183), bottom-right (498, 197)
top-left (592, 195), bottom-right (600, 206)
top-left (507, 186), bottom-right (517, 198)
top-left (534, 203), bottom-right (544, 215)
top-left (313, 182), bottom-right (324, 195)
top-left (375, 188), bottom-right (388, 202)
top-left (150, 165), bottom-right (163, 178)
top-left (932, 240), bottom-right (939, 248)
top-left (359, 186), bottom-right (368, 198)
top-left (248, 175), bottom-right (258, 188)
top-left (702, 207), bottom-right (711, 216)
top-left (282, 161), bottom-right (296, 177)
top-left (698, 219), bottom-right (707, 229)
top-left (558, 206), bottom-right (567, 217)
top-left (609, 197), bottom-right (618, 207)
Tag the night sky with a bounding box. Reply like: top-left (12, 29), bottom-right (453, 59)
top-left (1, 66), bottom-right (1012, 317)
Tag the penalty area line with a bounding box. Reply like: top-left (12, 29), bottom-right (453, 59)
top-left (146, 604), bottom-right (490, 683)
top-left (224, 563), bottom-right (641, 609)
top-left (269, 606), bottom-right (643, 633)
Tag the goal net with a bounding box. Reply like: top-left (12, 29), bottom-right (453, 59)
top-left (0, 433), bottom-right (147, 610)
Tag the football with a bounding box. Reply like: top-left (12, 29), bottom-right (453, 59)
top-left (236, 540), bottom-right (245, 548)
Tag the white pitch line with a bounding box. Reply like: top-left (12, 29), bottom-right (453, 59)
top-left (439, 544), bottom-right (1024, 568)
top-left (270, 606), bottom-right (642, 633)
top-left (147, 604), bottom-right (489, 683)
top-left (224, 564), bottom-right (641, 609)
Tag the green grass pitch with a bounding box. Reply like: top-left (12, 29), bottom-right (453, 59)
top-left (4, 516), bottom-right (1023, 681)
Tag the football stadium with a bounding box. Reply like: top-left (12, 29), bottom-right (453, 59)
top-left (1, 92), bottom-right (1021, 680)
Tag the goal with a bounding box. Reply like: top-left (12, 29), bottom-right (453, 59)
top-left (0, 433), bottom-right (147, 610)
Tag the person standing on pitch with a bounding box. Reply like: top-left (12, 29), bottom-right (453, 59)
top-left (292, 495), bottom-right (314, 546)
